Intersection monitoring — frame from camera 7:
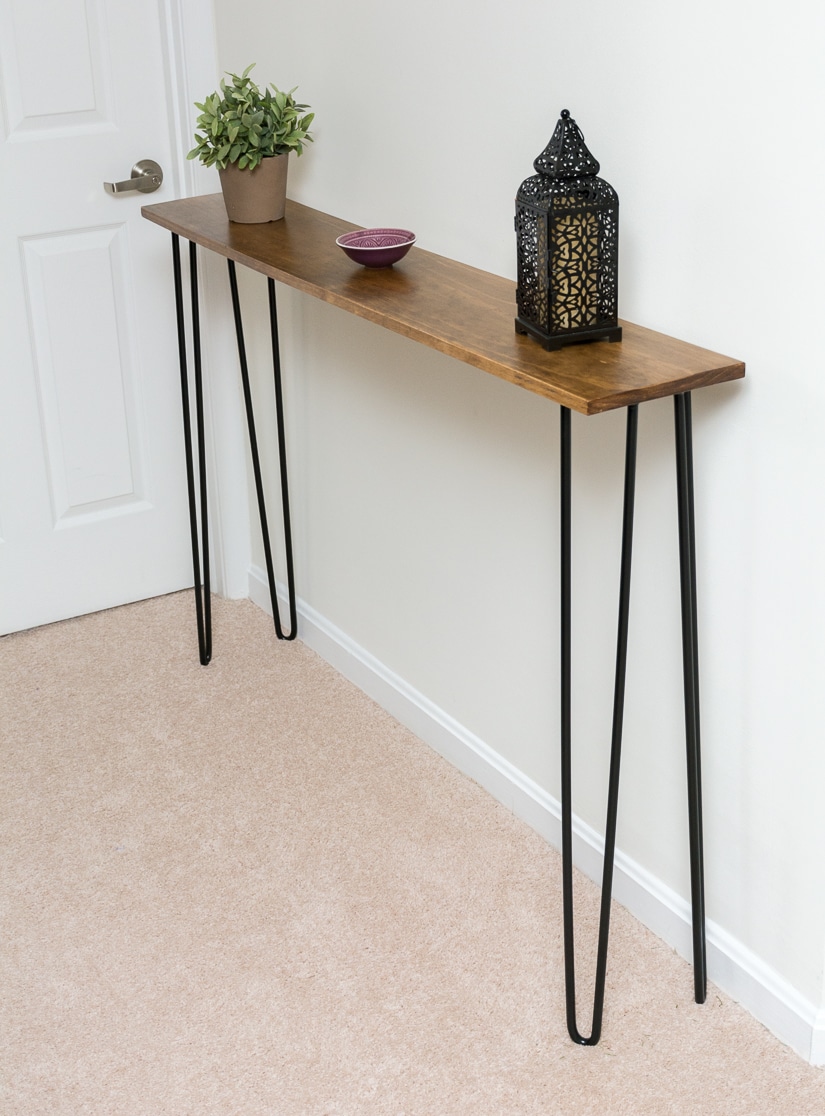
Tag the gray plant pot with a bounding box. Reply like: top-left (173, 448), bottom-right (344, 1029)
top-left (218, 153), bottom-right (289, 223)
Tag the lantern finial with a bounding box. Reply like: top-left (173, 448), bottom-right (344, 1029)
top-left (533, 109), bottom-right (600, 179)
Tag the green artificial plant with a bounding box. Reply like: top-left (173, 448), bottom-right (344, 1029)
top-left (187, 64), bottom-right (314, 171)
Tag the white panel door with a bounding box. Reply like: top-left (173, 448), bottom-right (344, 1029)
top-left (0, 0), bottom-right (199, 634)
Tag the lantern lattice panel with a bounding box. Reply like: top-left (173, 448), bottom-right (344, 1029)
top-left (597, 207), bottom-right (619, 321)
top-left (515, 206), bottom-right (548, 328)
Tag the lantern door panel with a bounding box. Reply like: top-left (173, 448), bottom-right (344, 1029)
top-left (551, 207), bottom-right (600, 332)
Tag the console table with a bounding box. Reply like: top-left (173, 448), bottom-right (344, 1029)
top-left (142, 194), bottom-right (745, 1046)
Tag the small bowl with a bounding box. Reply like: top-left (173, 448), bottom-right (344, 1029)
top-left (336, 227), bottom-right (416, 268)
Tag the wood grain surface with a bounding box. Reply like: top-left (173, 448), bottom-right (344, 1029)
top-left (143, 195), bottom-right (745, 415)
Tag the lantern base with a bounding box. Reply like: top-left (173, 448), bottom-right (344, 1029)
top-left (515, 318), bottom-right (622, 351)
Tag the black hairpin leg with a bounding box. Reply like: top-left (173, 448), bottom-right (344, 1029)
top-left (674, 392), bottom-right (707, 1004)
top-left (560, 403), bottom-right (638, 1046)
top-left (172, 234), bottom-right (212, 665)
top-left (227, 261), bottom-right (297, 640)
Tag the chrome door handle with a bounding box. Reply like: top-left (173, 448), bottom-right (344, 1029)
top-left (104, 159), bottom-right (163, 196)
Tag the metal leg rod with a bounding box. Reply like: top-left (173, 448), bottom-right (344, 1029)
top-left (171, 234), bottom-right (212, 665)
top-left (560, 403), bottom-right (638, 1046)
top-left (267, 278), bottom-right (297, 638)
top-left (674, 392), bottom-right (707, 1003)
top-left (227, 260), bottom-right (297, 640)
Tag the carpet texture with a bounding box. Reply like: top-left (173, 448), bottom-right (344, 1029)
top-left (1, 593), bottom-right (823, 1114)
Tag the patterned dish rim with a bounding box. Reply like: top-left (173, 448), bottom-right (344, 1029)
top-left (335, 228), bottom-right (416, 251)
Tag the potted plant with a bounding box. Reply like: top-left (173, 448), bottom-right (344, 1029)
top-left (187, 64), bottom-right (314, 223)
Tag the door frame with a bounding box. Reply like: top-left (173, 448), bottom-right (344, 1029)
top-left (160, 0), bottom-right (252, 600)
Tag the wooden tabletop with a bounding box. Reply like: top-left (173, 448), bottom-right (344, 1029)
top-left (142, 194), bottom-right (745, 415)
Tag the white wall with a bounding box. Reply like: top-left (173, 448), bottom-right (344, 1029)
top-left (210, 0), bottom-right (825, 1055)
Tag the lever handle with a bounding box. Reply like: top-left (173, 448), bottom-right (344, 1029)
top-left (104, 159), bottom-right (163, 196)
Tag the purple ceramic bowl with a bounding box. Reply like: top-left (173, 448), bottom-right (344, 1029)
top-left (336, 227), bottom-right (416, 268)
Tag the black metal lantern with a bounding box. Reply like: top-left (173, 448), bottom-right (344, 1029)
top-left (515, 110), bottom-right (621, 351)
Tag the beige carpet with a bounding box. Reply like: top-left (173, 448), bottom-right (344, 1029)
top-left (1, 593), bottom-right (823, 1115)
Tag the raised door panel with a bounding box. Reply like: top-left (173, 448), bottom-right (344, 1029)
top-left (0, 0), bottom-right (113, 139)
top-left (21, 226), bottom-right (149, 524)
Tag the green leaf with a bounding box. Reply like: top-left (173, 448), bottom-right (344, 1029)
top-left (190, 67), bottom-right (313, 164)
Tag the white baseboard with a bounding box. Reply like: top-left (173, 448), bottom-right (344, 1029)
top-left (249, 566), bottom-right (825, 1065)
top-left (812, 1014), bottom-right (825, 1066)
